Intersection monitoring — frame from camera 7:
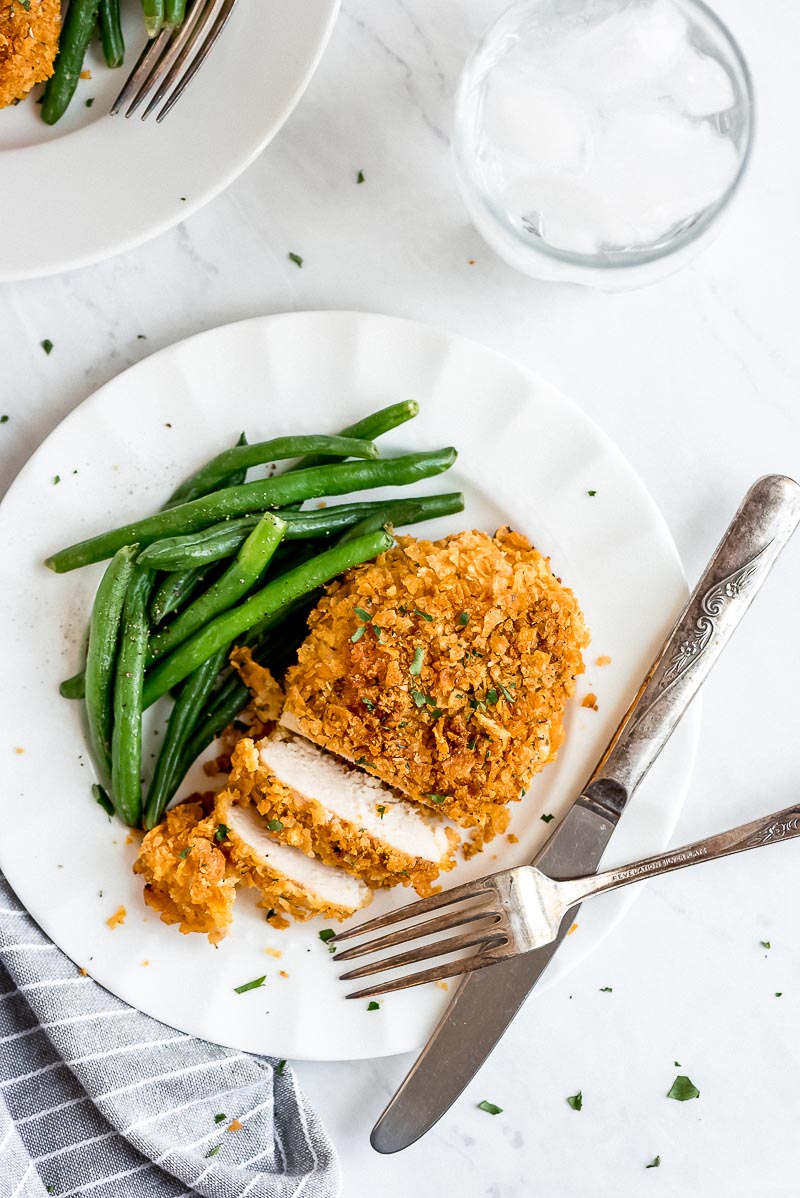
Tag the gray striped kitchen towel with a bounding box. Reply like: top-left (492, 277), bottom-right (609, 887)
top-left (0, 875), bottom-right (341, 1198)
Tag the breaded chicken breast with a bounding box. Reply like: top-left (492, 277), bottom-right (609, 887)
top-left (282, 528), bottom-right (589, 843)
top-left (0, 0), bottom-right (60, 109)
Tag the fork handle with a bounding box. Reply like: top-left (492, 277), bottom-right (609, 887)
top-left (555, 803), bottom-right (800, 908)
top-left (581, 475), bottom-right (800, 820)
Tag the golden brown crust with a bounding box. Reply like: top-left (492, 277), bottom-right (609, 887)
top-left (0, 0), bottom-right (60, 109)
top-left (226, 737), bottom-right (457, 897)
top-left (133, 798), bottom-right (237, 944)
top-left (230, 647), bottom-right (284, 722)
top-left (283, 528), bottom-right (589, 842)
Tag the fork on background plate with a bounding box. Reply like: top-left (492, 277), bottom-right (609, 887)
top-left (111, 0), bottom-right (239, 122)
top-left (332, 800), bottom-right (800, 998)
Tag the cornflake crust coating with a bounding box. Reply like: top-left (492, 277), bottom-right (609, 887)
top-left (282, 528), bottom-right (590, 843)
top-left (0, 0), bottom-right (60, 109)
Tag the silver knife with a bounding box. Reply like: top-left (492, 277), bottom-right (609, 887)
top-left (371, 474), bottom-right (800, 1153)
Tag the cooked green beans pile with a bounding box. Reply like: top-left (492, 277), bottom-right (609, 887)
top-left (50, 401), bottom-right (463, 829)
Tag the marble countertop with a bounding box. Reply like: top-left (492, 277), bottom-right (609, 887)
top-left (2, 0), bottom-right (799, 1194)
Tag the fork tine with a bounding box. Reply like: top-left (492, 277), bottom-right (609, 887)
top-left (130, 0), bottom-right (215, 118)
top-left (156, 0), bottom-right (239, 123)
top-left (333, 902), bottom-right (501, 964)
top-left (338, 928), bottom-right (508, 982)
top-left (331, 879), bottom-right (496, 945)
top-left (344, 943), bottom-right (510, 1000)
top-left (110, 24), bottom-right (173, 115)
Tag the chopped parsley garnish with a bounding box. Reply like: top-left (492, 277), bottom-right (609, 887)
top-left (485, 688), bottom-right (499, 705)
top-left (775, 991), bottom-right (783, 997)
top-left (367, 1000), bottom-right (380, 1011)
top-left (350, 624), bottom-right (367, 643)
top-left (214, 823), bottom-right (229, 842)
top-left (377, 805), bottom-right (386, 818)
top-left (477, 1100), bottom-right (502, 1115)
top-left (411, 688), bottom-right (429, 707)
top-left (288, 252), bottom-right (303, 268)
top-left (357, 169), bottom-right (365, 184)
top-left (467, 736), bottom-right (477, 751)
top-left (566, 1091), bottom-right (583, 1111)
top-left (41, 339), bottom-right (53, 354)
top-left (674, 1061), bottom-right (681, 1067)
top-left (319, 929), bottom-right (336, 943)
top-left (354, 606), bottom-right (371, 622)
top-left (414, 607), bottom-right (433, 621)
top-left (761, 940), bottom-right (771, 949)
top-left (646, 1156), bottom-right (661, 1169)
top-left (0, 415), bottom-right (8, 423)
top-left (540, 813), bottom-right (555, 823)
top-left (409, 647), bottom-right (425, 676)
top-left (214, 1113), bottom-right (227, 1124)
top-left (276, 1059), bottom-right (287, 1076)
top-left (267, 818), bottom-right (283, 832)
top-left (587, 489), bottom-right (597, 496)
top-left (53, 475), bottom-right (61, 485)
top-left (361, 696), bottom-right (375, 712)
top-left (234, 975), bottom-right (266, 994)
top-left (426, 794), bottom-right (447, 804)
top-left (497, 682), bottom-right (515, 704)
top-left (178, 846), bottom-right (193, 859)
top-left (458, 611), bottom-right (469, 625)
top-left (85, 97), bottom-right (95, 107)
top-left (599, 986), bottom-right (613, 992)
top-left (667, 1075), bottom-right (699, 1101)
top-left (205, 1143), bottom-right (222, 1158)
top-left (355, 756), bottom-right (375, 767)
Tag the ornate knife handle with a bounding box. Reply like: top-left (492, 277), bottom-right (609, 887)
top-left (557, 803), bottom-right (800, 908)
top-left (583, 475), bottom-right (800, 819)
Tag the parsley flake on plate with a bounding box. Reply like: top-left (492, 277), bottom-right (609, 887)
top-left (233, 975), bottom-right (266, 995)
top-left (540, 813), bottom-right (555, 823)
top-left (426, 794), bottom-right (447, 804)
top-left (646, 1155), bottom-right (661, 1169)
top-left (214, 1113), bottom-right (227, 1124)
top-left (477, 1100), bottom-right (502, 1115)
top-left (357, 169), bottom-right (365, 184)
top-left (276, 1059), bottom-right (287, 1076)
top-left (319, 929), bottom-right (336, 943)
top-left (267, 819), bottom-right (283, 832)
top-left (205, 1143), bottom-right (222, 1158)
top-left (667, 1075), bottom-right (699, 1101)
top-left (761, 940), bottom-right (771, 949)
top-left (587, 489), bottom-right (597, 496)
top-left (288, 252), bottom-right (303, 268)
top-left (599, 986), bottom-right (613, 992)
top-left (41, 339), bottom-right (53, 354)
top-left (566, 1091), bottom-right (583, 1111)
top-left (367, 1000), bottom-right (380, 1011)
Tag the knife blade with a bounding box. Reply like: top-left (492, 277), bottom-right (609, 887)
top-left (371, 474), bottom-right (800, 1153)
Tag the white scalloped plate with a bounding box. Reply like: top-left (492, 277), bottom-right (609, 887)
top-left (0, 311), bottom-right (698, 1059)
top-left (0, 0), bottom-right (339, 280)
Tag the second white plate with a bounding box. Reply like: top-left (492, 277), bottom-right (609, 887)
top-left (0, 311), bottom-right (698, 1059)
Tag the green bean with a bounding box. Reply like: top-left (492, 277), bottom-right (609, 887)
top-left (138, 495), bottom-right (460, 570)
top-left (142, 0), bottom-right (164, 38)
top-left (41, 0), bottom-right (102, 125)
top-left (164, 0), bottom-right (186, 27)
top-left (166, 435), bottom-right (378, 508)
top-left (150, 567), bottom-right (207, 625)
top-left (143, 644), bottom-right (229, 830)
top-left (98, 0), bottom-right (124, 67)
top-left (142, 530), bottom-right (392, 708)
top-left (336, 492), bottom-right (465, 544)
top-left (45, 449), bottom-right (456, 573)
top-left (147, 513), bottom-right (286, 665)
top-left (292, 401), bottom-right (419, 472)
top-left (60, 671), bottom-right (86, 699)
top-left (110, 567), bottom-right (153, 826)
top-left (84, 545), bottom-right (139, 784)
top-left (139, 518), bottom-right (262, 570)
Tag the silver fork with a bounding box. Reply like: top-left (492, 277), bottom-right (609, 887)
top-left (333, 801), bottom-right (800, 998)
top-left (110, 0), bottom-right (238, 123)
